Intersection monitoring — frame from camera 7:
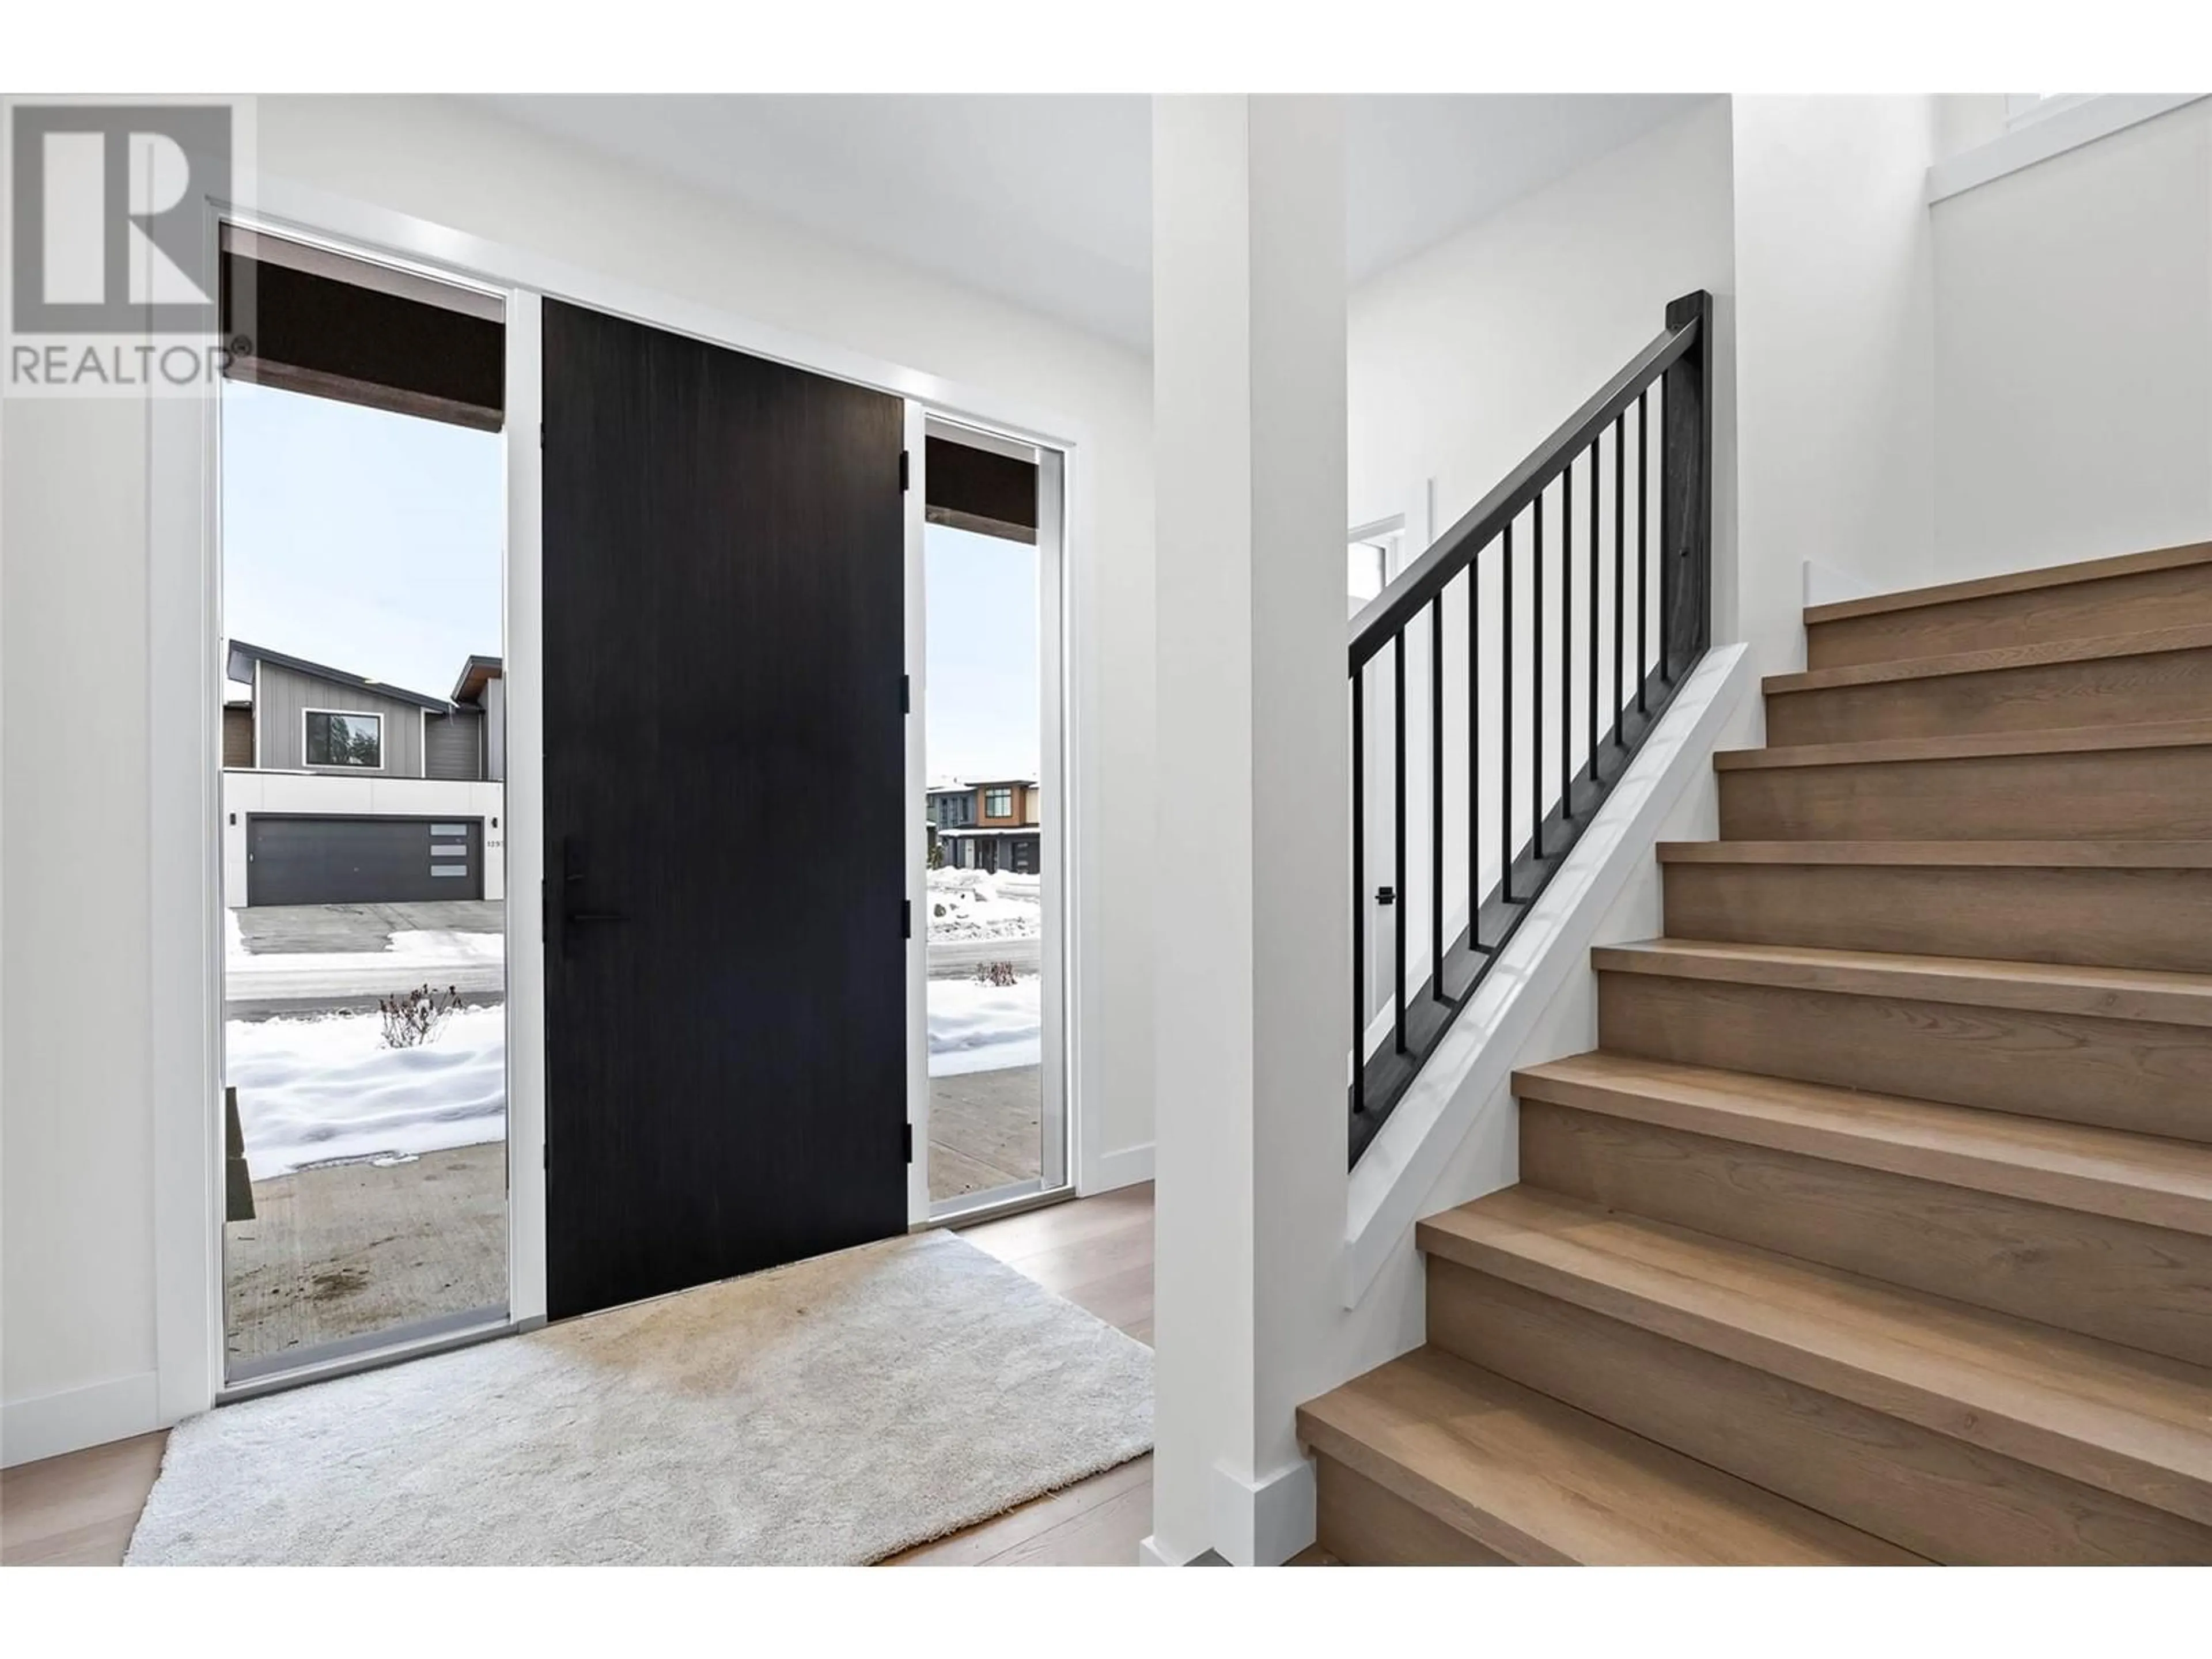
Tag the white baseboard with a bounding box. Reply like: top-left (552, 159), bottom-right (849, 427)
top-left (2, 1371), bottom-right (161, 1468)
top-left (1209, 1456), bottom-right (1317, 1566)
top-left (1343, 644), bottom-right (1755, 1305)
top-left (1082, 1139), bottom-right (1154, 1195)
top-left (1138, 1533), bottom-right (1196, 1565)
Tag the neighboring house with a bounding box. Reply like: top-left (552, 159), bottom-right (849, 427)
top-left (221, 640), bottom-right (506, 908)
top-left (928, 777), bottom-right (1041, 873)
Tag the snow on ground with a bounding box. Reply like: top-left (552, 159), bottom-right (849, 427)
top-left (227, 1005), bottom-right (506, 1179)
top-left (926, 866), bottom-right (1040, 944)
top-left (225, 910), bottom-right (507, 1002)
top-left (928, 972), bottom-right (1041, 1077)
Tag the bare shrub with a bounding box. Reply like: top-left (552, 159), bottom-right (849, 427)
top-left (380, 983), bottom-right (462, 1049)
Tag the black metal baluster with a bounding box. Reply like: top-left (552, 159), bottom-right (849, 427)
top-left (1660, 377), bottom-right (1673, 685)
top-left (1392, 628), bottom-right (1407, 1054)
top-left (1587, 438), bottom-right (1599, 785)
top-left (1560, 459), bottom-right (1573, 825)
top-left (1613, 412), bottom-right (1626, 751)
top-left (1467, 561), bottom-right (1480, 952)
top-left (1350, 664), bottom-right (1365, 1113)
top-left (1430, 597), bottom-right (1445, 1003)
top-left (1532, 486), bottom-right (1544, 859)
top-left (1501, 518), bottom-right (1514, 904)
top-left (1637, 388), bottom-right (1650, 716)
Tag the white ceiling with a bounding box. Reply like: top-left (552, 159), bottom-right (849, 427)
top-left (478, 94), bottom-right (1709, 351)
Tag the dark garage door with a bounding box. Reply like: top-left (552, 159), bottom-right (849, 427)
top-left (247, 815), bottom-right (484, 906)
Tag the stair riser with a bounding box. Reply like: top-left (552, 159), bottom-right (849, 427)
top-left (1425, 1260), bottom-right (2212, 1565)
top-left (1598, 972), bottom-right (2212, 1145)
top-left (1719, 744), bottom-right (2212, 840)
top-left (1807, 562), bottom-right (2212, 669)
top-left (1662, 862), bottom-right (2212, 974)
top-left (1520, 1101), bottom-right (2212, 1367)
top-left (1768, 645), bottom-right (2212, 745)
top-left (1312, 1455), bottom-right (1514, 1566)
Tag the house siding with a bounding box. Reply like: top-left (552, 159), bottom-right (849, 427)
top-left (221, 705), bottom-right (254, 769)
top-left (253, 660), bottom-right (430, 775)
top-left (483, 676), bottom-right (505, 782)
top-left (424, 709), bottom-right (484, 781)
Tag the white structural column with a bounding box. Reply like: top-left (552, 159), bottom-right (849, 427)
top-left (1146, 95), bottom-right (1349, 1567)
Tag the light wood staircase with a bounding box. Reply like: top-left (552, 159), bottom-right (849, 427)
top-left (1300, 542), bottom-right (2212, 1565)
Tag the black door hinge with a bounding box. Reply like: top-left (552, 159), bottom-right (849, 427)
top-left (900, 673), bottom-right (911, 714)
top-left (904, 1123), bottom-right (914, 1164)
top-left (902, 899), bottom-right (912, 939)
top-left (899, 449), bottom-right (910, 491)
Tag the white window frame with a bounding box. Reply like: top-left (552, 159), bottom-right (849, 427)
top-left (300, 706), bottom-right (386, 771)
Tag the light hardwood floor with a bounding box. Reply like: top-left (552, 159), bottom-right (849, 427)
top-left (0, 1181), bottom-right (1156, 1568)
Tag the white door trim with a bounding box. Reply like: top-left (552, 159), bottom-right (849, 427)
top-left (149, 170), bottom-right (1099, 1429)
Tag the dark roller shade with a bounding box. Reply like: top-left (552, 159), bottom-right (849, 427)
top-left (222, 247), bottom-right (504, 431)
top-left (925, 434), bottom-right (1038, 544)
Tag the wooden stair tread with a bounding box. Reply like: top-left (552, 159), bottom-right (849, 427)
top-left (1591, 938), bottom-right (2212, 1028)
top-left (1716, 717), bottom-right (2212, 771)
top-left (1514, 1052), bottom-right (2212, 1238)
top-left (1802, 541), bottom-right (2212, 627)
top-left (1657, 839), bottom-right (2212, 868)
top-left (1418, 1188), bottom-right (2212, 1524)
top-left (1297, 1346), bottom-right (1919, 1565)
top-left (1766, 621), bottom-right (2212, 695)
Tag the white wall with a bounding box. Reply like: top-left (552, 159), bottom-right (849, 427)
top-left (1932, 98), bottom-right (2212, 579)
top-left (220, 773), bottom-right (507, 908)
top-left (1730, 95), bottom-right (1941, 672)
top-left (1, 94), bottom-right (1157, 1461)
top-left (1349, 96), bottom-right (1736, 624)
top-left (1, 394), bottom-right (161, 1461)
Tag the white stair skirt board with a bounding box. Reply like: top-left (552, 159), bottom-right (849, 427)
top-left (125, 1231), bottom-right (1152, 1566)
top-left (1343, 644), bottom-right (1755, 1304)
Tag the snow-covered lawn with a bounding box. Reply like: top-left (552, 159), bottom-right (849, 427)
top-left (926, 866), bottom-right (1040, 943)
top-left (929, 972), bottom-right (1041, 1077)
top-left (227, 1006), bottom-right (506, 1179)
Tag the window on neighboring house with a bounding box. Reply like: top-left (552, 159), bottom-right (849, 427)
top-left (985, 787), bottom-right (1013, 819)
top-left (304, 710), bottom-right (383, 768)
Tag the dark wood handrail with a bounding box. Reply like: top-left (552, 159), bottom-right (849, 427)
top-left (1348, 312), bottom-right (1702, 674)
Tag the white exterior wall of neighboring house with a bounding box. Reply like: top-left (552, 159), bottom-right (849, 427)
top-left (221, 772), bottom-right (507, 909)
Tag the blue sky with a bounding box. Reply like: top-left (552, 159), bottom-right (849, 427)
top-left (925, 524), bottom-right (1041, 783)
top-left (221, 380), bottom-right (503, 701)
top-left (224, 383), bottom-right (1039, 779)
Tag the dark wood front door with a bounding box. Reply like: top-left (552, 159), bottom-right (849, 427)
top-left (541, 300), bottom-right (908, 1321)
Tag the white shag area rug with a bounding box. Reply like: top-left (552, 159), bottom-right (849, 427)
top-left (126, 1230), bottom-right (1152, 1565)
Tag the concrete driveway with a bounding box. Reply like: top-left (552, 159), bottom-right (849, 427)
top-left (227, 900), bottom-right (506, 1016)
top-left (231, 900), bottom-right (505, 955)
